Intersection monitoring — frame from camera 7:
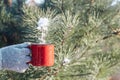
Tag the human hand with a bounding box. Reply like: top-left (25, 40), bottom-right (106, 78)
top-left (0, 42), bottom-right (31, 73)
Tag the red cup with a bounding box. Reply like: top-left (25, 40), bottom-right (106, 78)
top-left (29, 43), bottom-right (54, 66)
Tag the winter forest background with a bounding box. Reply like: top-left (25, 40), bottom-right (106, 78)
top-left (0, 0), bottom-right (120, 80)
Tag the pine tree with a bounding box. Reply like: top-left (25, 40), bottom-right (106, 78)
top-left (0, 0), bottom-right (120, 80)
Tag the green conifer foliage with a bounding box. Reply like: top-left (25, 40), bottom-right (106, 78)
top-left (0, 0), bottom-right (120, 80)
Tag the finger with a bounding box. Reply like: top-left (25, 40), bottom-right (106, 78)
top-left (17, 63), bottom-right (29, 73)
top-left (24, 56), bottom-right (31, 62)
top-left (21, 48), bottom-right (31, 55)
top-left (16, 65), bottom-right (29, 73)
top-left (19, 64), bottom-right (29, 73)
top-left (7, 64), bottom-right (29, 73)
top-left (13, 42), bottom-right (31, 48)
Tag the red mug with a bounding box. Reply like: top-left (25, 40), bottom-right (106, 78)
top-left (28, 43), bottom-right (54, 66)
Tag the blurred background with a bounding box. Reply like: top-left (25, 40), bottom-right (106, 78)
top-left (0, 0), bottom-right (120, 80)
